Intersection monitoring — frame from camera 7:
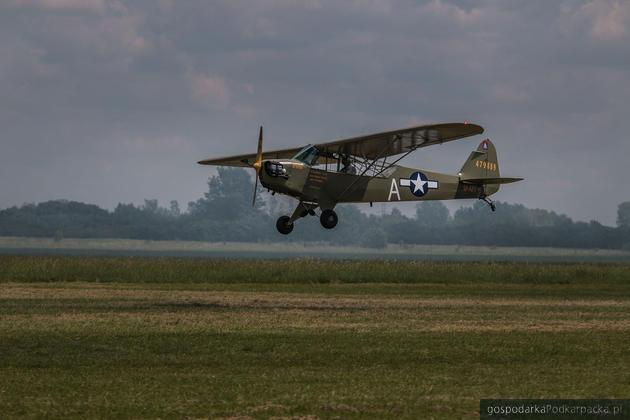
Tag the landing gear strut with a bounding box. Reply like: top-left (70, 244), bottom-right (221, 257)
top-left (320, 209), bottom-right (338, 229)
top-left (482, 196), bottom-right (496, 212)
top-left (276, 202), bottom-right (319, 234)
top-left (477, 187), bottom-right (496, 211)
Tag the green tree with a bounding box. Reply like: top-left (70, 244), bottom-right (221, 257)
top-left (360, 227), bottom-right (387, 249)
top-left (617, 202), bottom-right (630, 228)
top-left (170, 200), bottom-right (180, 216)
top-left (143, 199), bottom-right (158, 214)
top-left (415, 201), bottom-right (449, 226)
top-left (188, 167), bottom-right (264, 220)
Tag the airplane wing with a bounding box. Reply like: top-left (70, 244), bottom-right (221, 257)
top-left (313, 122), bottom-right (483, 160)
top-left (198, 122), bottom-right (483, 166)
top-left (197, 147), bottom-right (303, 167)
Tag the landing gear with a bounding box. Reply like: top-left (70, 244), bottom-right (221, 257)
top-left (477, 187), bottom-right (496, 211)
top-left (320, 209), bottom-right (338, 229)
top-left (479, 194), bottom-right (496, 211)
top-left (276, 215), bottom-right (294, 234)
top-left (277, 204), bottom-right (337, 234)
top-left (484, 198), bottom-right (496, 212)
top-left (296, 208), bottom-right (316, 218)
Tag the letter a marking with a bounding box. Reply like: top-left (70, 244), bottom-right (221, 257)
top-left (388, 178), bottom-right (400, 201)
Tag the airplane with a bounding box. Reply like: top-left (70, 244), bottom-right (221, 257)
top-left (198, 122), bottom-right (523, 234)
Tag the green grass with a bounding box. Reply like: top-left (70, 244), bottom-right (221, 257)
top-left (1, 257), bottom-right (630, 419)
top-left (3, 236), bottom-right (630, 262)
top-left (2, 256), bottom-right (630, 284)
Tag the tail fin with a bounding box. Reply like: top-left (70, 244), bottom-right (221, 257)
top-left (459, 138), bottom-right (499, 181)
top-left (459, 139), bottom-right (523, 197)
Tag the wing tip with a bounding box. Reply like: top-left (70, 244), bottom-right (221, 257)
top-left (463, 122), bottom-right (484, 134)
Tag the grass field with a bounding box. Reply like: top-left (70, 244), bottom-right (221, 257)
top-left (2, 236), bottom-right (630, 261)
top-left (1, 257), bottom-right (630, 419)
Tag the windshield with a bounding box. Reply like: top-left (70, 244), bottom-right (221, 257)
top-left (292, 144), bottom-right (319, 166)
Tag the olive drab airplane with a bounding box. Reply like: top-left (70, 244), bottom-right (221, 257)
top-left (198, 122), bottom-right (523, 234)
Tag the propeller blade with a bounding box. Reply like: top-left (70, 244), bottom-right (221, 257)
top-left (253, 126), bottom-right (263, 172)
top-left (252, 174), bottom-right (258, 207)
top-left (252, 126), bottom-right (263, 207)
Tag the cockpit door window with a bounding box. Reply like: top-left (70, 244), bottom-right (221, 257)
top-left (292, 145), bottom-right (319, 166)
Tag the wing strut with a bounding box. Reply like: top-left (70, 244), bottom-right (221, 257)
top-left (336, 139), bottom-right (394, 201)
top-left (373, 147), bottom-right (416, 177)
top-left (336, 131), bottom-right (429, 201)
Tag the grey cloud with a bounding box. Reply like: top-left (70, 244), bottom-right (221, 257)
top-left (0, 0), bottom-right (629, 225)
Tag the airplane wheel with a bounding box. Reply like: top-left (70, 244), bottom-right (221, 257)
top-left (320, 209), bottom-right (338, 229)
top-left (276, 215), bottom-right (294, 234)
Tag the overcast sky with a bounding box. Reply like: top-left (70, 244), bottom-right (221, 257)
top-left (1, 0), bottom-right (629, 225)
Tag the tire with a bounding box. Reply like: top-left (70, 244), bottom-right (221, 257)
top-left (276, 215), bottom-right (294, 234)
top-left (320, 209), bottom-right (338, 229)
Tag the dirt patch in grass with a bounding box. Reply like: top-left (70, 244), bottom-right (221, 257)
top-left (3, 283), bottom-right (630, 309)
top-left (3, 299), bottom-right (630, 333)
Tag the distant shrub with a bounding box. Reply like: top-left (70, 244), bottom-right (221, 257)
top-left (360, 228), bottom-right (387, 249)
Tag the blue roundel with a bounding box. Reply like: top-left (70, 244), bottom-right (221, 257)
top-left (400, 171), bottom-right (438, 198)
top-left (409, 172), bottom-right (429, 197)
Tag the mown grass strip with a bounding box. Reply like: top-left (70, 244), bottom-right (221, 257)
top-left (2, 256), bottom-right (630, 285)
top-left (2, 328), bottom-right (629, 419)
top-left (1, 258), bottom-right (630, 418)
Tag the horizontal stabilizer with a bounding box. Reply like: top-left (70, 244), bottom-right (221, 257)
top-left (461, 177), bottom-right (524, 185)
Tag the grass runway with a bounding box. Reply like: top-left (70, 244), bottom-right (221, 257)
top-left (1, 257), bottom-right (630, 419)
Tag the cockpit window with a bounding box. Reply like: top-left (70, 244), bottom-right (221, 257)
top-left (292, 144), bottom-right (319, 166)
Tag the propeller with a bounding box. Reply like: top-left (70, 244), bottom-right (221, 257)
top-left (251, 126), bottom-right (263, 207)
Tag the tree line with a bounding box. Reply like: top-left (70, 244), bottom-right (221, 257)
top-left (1, 167), bottom-right (629, 249)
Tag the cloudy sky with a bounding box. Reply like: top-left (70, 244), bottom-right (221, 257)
top-left (1, 0), bottom-right (629, 225)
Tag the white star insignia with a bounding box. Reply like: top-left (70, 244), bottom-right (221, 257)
top-left (410, 173), bottom-right (427, 194)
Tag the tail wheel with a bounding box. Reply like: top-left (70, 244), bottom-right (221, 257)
top-left (320, 209), bottom-right (338, 229)
top-left (276, 215), bottom-right (294, 234)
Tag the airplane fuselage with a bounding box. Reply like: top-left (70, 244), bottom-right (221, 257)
top-left (259, 159), bottom-right (499, 210)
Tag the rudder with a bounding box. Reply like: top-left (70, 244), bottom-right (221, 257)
top-left (459, 138), bottom-right (499, 181)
